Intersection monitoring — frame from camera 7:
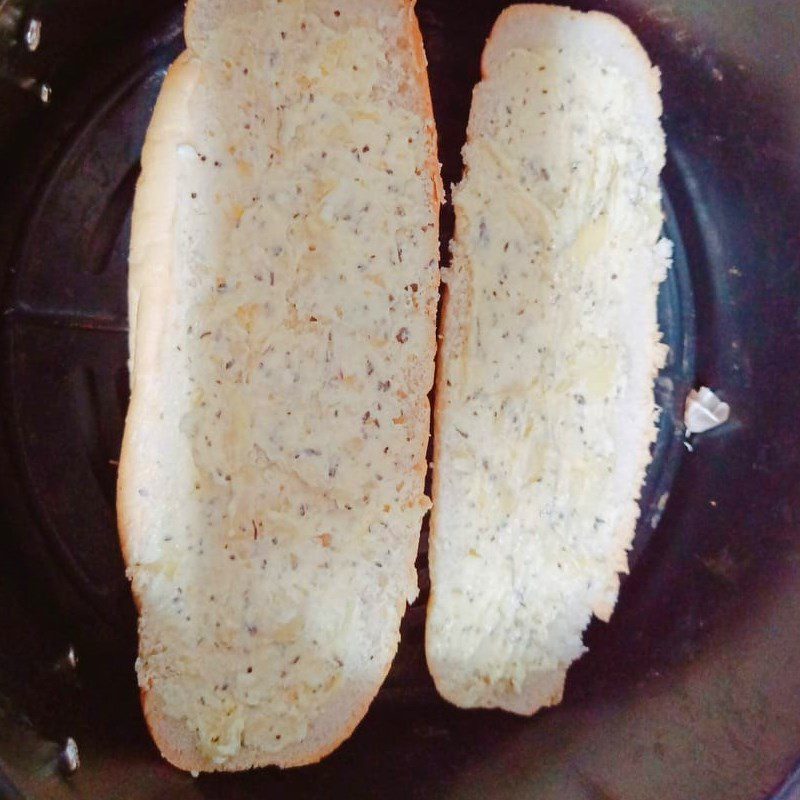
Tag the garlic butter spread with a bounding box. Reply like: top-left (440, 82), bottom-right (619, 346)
top-left (429, 45), bottom-right (669, 709)
top-left (127, 2), bottom-right (437, 763)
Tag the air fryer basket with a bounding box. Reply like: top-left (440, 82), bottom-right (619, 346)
top-left (0, 1), bottom-right (799, 798)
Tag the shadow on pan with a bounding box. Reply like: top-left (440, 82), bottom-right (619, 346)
top-left (0, 0), bottom-right (799, 798)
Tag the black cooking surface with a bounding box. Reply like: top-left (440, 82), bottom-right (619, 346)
top-left (0, 1), bottom-right (799, 798)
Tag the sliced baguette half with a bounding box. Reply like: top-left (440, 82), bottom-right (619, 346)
top-left (426, 4), bottom-right (670, 715)
top-left (118, 0), bottom-right (441, 772)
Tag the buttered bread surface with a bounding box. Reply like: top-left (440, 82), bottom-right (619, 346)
top-left (119, 0), bottom-right (440, 771)
top-left (427, 5), bottom-right (670, 715)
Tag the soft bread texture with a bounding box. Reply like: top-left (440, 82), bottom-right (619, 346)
top-left (118, 0), bottom-right (440, 772)
top-left (426, 5), bottom-right (670, 714)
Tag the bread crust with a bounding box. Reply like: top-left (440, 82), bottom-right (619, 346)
top-left (118, 0), bottom-right (440, 772)
top-left (118, 51), bottom-right (199, 575)
top-left (426, 4), bottom-right (667, 714)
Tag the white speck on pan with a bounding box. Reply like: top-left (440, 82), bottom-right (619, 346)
top-left (684, 386), bottom-right (730, 435)
top-left (59, 737), bottom-right (79, 775)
